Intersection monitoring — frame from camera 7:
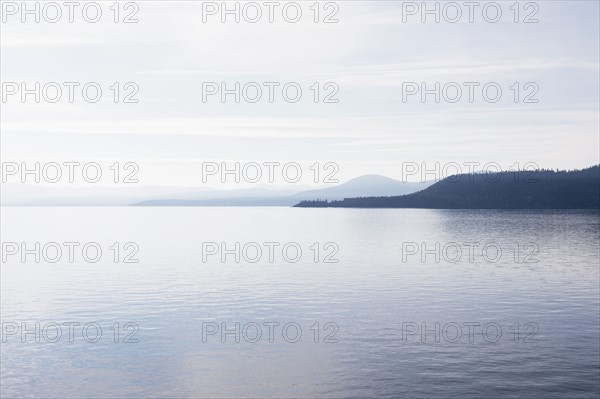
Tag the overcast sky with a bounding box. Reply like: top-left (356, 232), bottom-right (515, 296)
top-left (1, 1), bottom-right (599, 187)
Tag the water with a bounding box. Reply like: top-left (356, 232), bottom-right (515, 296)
top-left (1, 207), bottom-right (599, 398)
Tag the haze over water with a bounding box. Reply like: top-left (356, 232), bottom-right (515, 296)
top-left (1, 207), bottom-right (599, 398)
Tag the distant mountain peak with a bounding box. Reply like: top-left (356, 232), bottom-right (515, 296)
top-left (343, 174), bottom-right (401, 184)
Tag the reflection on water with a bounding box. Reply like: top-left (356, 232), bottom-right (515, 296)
top-left (1, 208), bottom-right (599, 398)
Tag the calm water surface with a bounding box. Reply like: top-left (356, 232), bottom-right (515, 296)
top-left (1, 207), bottom-right (599, 398)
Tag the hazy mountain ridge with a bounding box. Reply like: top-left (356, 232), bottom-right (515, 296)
top-left (1, 175), bottom-right (430, 206)
top-left (294, 166), bottom-right (600, 209)
top-left (288, 175), bottom-right (431, 200)
top-left (132, 175), bottom-right (432, 206)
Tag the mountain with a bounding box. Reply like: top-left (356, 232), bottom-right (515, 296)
top-left (132, 175), bottom-right (431, 206)
top-left (0, 184), bottom-right (200, 206)
top-left (294, 166), bottom-right (600, 209)
top-left (289, 175), bottom-right (431, 200)
top-left (1, 174), bottom-right (430, 206)
top-left (0, 184), bottom-right (305, 206)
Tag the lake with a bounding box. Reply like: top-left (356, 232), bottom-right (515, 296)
top-left (1, 207), bottom-right (599, 398)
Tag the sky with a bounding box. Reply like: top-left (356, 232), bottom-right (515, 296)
top-left (1, 0), bottom-right (599, 188)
